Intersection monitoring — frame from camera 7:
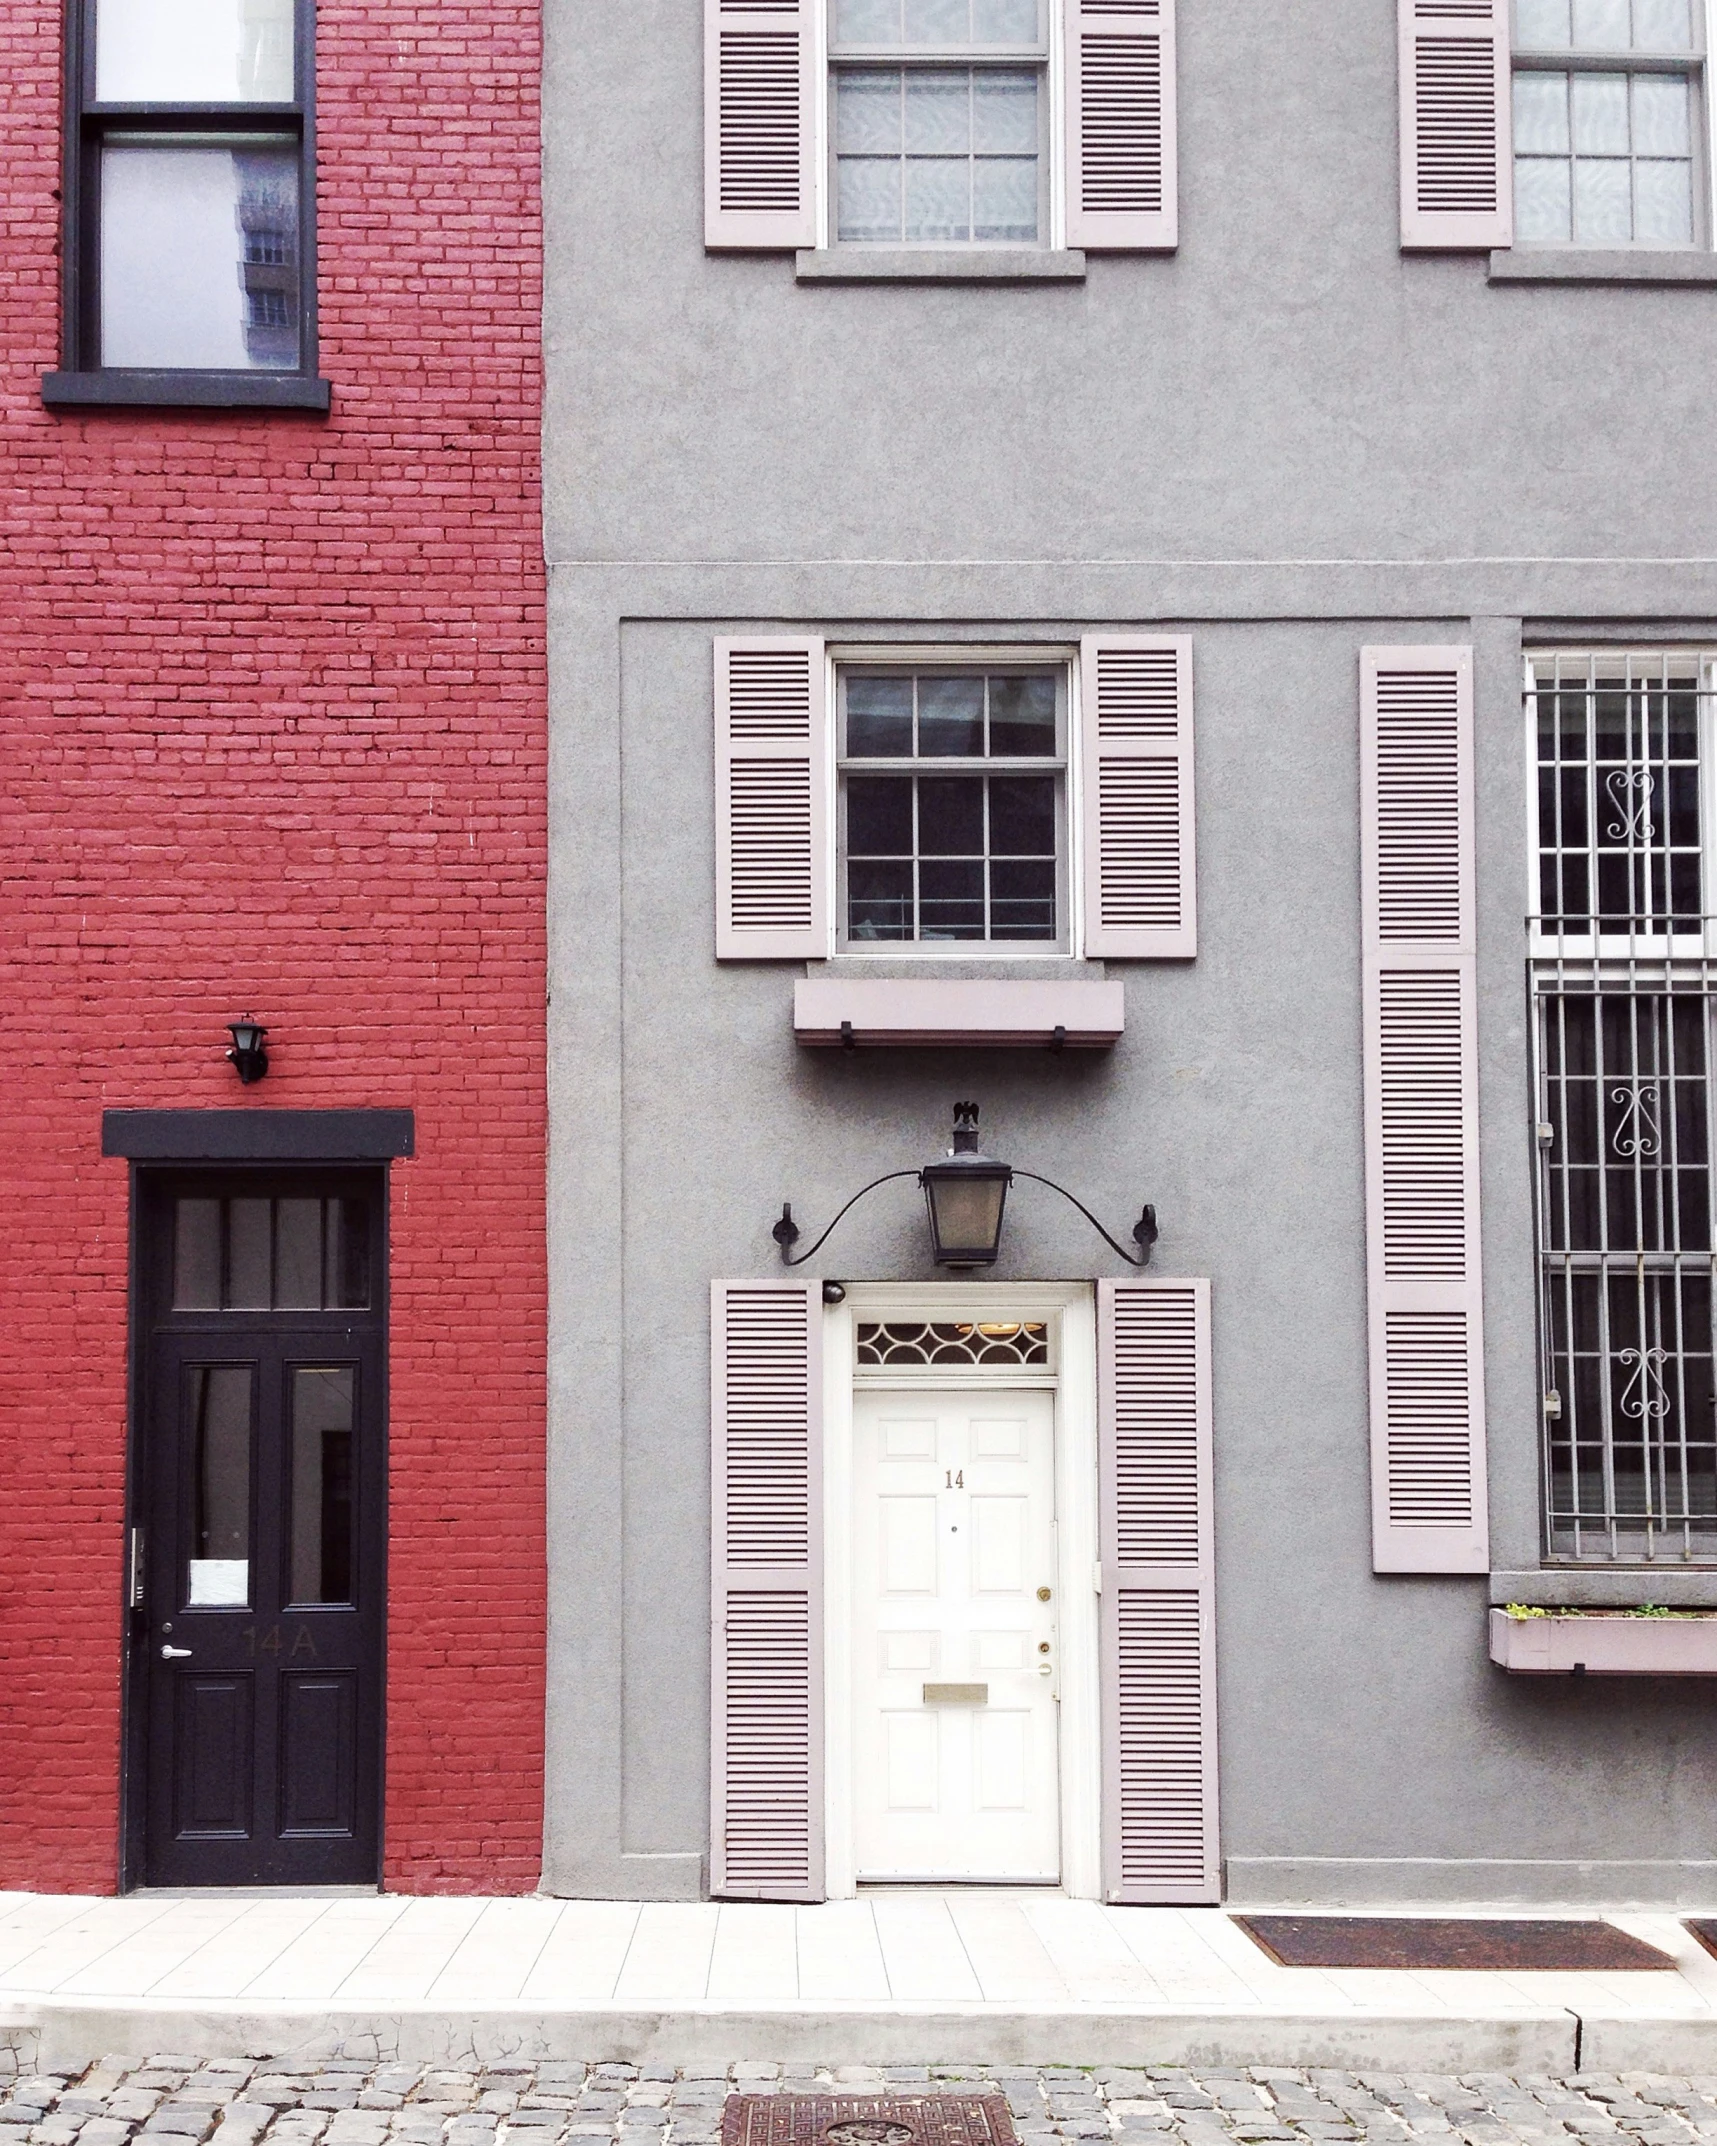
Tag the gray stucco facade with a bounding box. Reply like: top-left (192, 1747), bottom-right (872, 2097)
top-left (540, 0), bottom-right (1717, 1905)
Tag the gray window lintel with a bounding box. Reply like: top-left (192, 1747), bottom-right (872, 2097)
top-left (1491, 1568), bottom-right (1717, 1606)
top-left (1489, 248), bottom-right (1717, 284)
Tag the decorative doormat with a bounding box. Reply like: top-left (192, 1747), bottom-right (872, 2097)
top-left (721, 2098), bottom-right (1019, 2146)
top-left (1232, 1914), bottom-right (1677, 1971)
top-left (1683, 1920), bottom-right (1717, 1962)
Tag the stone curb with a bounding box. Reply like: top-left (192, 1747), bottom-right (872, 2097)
top-left (12, 2008), bottom-right (1590, 2077)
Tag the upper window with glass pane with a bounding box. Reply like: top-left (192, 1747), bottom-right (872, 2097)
top-left (1513, 0), bottom-right (1705, 248)
top-left (839, 667), bottom-right (1066, 948)
top-left (66, 0), bottom-right (313, 376)
top-left (831, 0), bottom-right (1047, 246)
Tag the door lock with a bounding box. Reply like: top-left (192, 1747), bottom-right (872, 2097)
top-left (161, 1645), bottom-right (192, 1659)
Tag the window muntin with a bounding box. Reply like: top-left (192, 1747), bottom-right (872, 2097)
top-left (66, 0), bottom-right (314, 379)
top-left (1531, 652), bottom-right (1706, 938)
top-left (838, 668), bottom-right (1067, 947)
top-left (830, 0), bottom-right (1048, 246)
top-left (1513, 0), bottom-right (1705, 246)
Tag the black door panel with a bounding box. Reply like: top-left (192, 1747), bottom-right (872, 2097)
top-left (173, 1676), bottom-right (253, 1836)
top-left (132, 1173), bottom-right (384, 1888)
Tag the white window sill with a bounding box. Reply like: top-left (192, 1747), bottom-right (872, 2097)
top-left (794, 977), bottom-right (1123, 1048)
top-left (796, 248), bottom-right (1087, 284)
top-left (1489, 247), bottom-right (1717, 284)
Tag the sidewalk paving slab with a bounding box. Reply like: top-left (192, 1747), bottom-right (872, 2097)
top-left (3, 1896), bottom-right (1717, 2072)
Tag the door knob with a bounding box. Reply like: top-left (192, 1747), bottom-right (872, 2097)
top-left (161, 1645), bottom-right (192, 1659)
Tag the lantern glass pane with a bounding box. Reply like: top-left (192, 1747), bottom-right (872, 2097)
top-left (928, 1174), bottom-right (1007, 1257)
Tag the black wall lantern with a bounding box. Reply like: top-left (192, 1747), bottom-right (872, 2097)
top-left (773, 1101), bottom-right (1158, 1272)
top-left (226, 1017), bottom-right (269, 1085)
top-left (919, 1102), bottom-right (1012, 1267)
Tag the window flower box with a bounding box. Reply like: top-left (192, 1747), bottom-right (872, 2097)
top-left (1489, 1604), bottom-right (1717, 1675)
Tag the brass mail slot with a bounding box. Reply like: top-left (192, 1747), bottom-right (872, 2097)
top-left (923, 1682), bottom-right (988, 1706)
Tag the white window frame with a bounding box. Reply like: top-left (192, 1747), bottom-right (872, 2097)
top-left (823, 642), bottom-right (1087, 960)
top-left (1509, 0), bottom-right (1717, 249)
top-left (818, 0), bottom-right (1067, 250)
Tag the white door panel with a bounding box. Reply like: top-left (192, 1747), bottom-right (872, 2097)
top-left (853, 1386), bottom-right (1059, 1881)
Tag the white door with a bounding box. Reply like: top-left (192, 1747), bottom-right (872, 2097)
top-left (852, 1386), bottom-right (1060, 1882)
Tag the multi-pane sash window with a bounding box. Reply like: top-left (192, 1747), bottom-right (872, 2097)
top-left (838, 667), bottom-right (1066, 946)
top-left (1531, 649), bottom-right (1717, 1563)
top-left (1532, 652), bottom-right (1706, 938)
top-left (1513, 0), bottom-right (1706, 247)
top-left (830, 0), bottom-right (1048, 246)
top-left (54, 0), bottom-right (318, 395)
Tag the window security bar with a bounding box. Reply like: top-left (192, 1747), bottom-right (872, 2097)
top-left (1529, 922), bottom-right (1717, 1563)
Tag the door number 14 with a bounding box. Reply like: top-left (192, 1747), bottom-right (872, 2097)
top-left (944, 1470), bottom-right (964, 1489)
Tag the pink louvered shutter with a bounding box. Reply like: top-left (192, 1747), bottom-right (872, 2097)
top-left (705, 0), bottom-right (818, 250)
top-left (1065, 0), bottom-right (1178, 250)
top-left (1080, 635), bottom-right (1195, 958)
top-left (715, 637), bottom-right (828, 960)
top-left (711, 1280), bottom-right (824, 1902)
top-left (1098, 1278), bottom-right (1218, 1906)
top-left (1399, 0), bottom-right (1511, 250)
top-left (1361, 648), bottom-right (1489, 1575)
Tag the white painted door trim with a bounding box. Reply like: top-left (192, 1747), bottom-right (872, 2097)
top-left (823, 1280), bottom-right (1100, 1901)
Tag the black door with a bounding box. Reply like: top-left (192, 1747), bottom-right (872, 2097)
top-left (131, 1174), bottom-right (385, 1886)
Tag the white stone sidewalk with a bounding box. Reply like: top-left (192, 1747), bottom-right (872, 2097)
top-left (5, 1893), bottom-right (1717, 2073)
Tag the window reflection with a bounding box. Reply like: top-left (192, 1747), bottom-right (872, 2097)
top-left (189, 1363), bottom-right (252, 1607)
top-left (172, 1196), bottom-right (371, 1311)
top-left (290, 1368), bottom-right (355, 1605)
top-left (96, 0), bottom-right (295, 103)
top-left (101, 138), bottom-right (299, 371)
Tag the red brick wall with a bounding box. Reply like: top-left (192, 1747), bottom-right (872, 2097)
top-left (0, 0), bottom-right (546, 1890)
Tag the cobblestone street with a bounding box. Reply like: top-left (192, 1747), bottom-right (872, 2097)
top-left (9, 2063), bottom-right (1717, 2146)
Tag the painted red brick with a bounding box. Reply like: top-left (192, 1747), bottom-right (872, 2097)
top-left (0, 0), bottom-right (546, 1890)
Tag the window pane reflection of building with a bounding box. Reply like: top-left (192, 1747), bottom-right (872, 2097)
top-left (95, 0), bottom-right (294, 103)
top-left (100, 137), bottom-right (298, 370)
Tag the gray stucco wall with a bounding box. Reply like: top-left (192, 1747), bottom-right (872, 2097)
top-left (541, 0), bottom-right (1717, 1903)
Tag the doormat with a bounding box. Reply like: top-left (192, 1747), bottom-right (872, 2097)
top-left (1232, 1914), bottom-right (1677, 1971)
top-left (722, 2098), bottom-right (1019, 2146)
top-left (1683, 1920), bottom-right (1717, 1962)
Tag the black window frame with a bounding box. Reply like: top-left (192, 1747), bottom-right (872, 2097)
top-left (43, 0), bottom-right (330, 412)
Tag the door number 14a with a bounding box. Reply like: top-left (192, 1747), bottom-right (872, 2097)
top-left (243, 1624), bottom-right (319, 1660)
